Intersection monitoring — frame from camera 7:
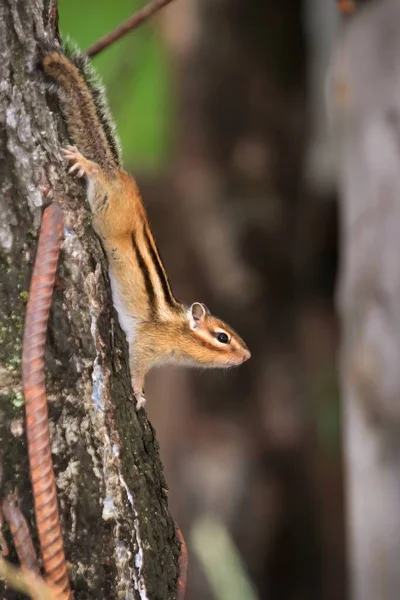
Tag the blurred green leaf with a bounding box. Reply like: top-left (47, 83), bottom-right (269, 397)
top-left (191, 515), bottom-right (259, 600)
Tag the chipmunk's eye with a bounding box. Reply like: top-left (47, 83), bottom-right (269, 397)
top-left (216, 332), bottom-right (229, 344)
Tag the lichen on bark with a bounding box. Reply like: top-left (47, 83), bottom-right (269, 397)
top-left (0, 1), bottom-right (179, 598)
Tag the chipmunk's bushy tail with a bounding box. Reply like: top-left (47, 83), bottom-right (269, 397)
top-left (42, 45), bottom-right (121, 170)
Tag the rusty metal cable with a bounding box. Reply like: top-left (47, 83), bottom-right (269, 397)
top-left (2, 495), bottom-right (40, 574)
top-left (175, 524), bottom-right (188, 600)
top-left (22, 202), bottom-right (72, 600)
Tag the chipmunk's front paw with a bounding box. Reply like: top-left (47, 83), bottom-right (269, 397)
top-left (62, 145), bottom-right (98, 178)
top-left (133, 390), bottom-right (147, 411)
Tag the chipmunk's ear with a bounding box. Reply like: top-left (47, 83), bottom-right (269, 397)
top-left (189, 302), bottom-right (207, 329)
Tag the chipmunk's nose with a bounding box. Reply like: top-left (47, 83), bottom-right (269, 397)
top-left (242, 349), bottom-right (251, 362)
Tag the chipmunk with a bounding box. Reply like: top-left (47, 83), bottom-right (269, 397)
top-left (42, 49), bottom-right (250, 409)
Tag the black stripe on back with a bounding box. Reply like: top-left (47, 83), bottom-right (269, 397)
top-left (143, 227), bottom-right (175, 307)
top-left (131, 234), bottom-right (157, 319)
top-left (67, 49), bottom-right (121, 165)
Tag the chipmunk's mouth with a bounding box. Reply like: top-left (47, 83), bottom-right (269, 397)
top-left (225, 349), bottom-right (251, 367)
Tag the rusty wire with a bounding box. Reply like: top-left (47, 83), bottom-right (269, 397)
top-left (22, 202), bottom-right (72, 600)
top-left (175, 524), bottom-right (188, 600)
top-left (2, 494), bottom-right (40, 574)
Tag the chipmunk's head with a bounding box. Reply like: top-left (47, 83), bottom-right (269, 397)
top-left (186, 302), bottom-right (251, 367)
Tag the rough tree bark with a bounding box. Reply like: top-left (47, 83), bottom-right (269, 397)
top-left (332, 0), bottom-right (400, 598)
top-left (0, 1), bottom-right (179, 598)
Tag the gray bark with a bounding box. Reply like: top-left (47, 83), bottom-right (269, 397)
top-left (332, 1), bottom-right (400, 598)
top-left (0, 1), bottom-right (179, 598)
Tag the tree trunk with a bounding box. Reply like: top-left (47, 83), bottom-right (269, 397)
top-left (0, 2), bottom-right (179, 598)
top-left (332, 0), bottom-right (400, 598)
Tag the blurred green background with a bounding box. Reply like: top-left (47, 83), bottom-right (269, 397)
top-left (60, 0), bottom-right (172, 169)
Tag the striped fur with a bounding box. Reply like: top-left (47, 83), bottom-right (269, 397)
top-left (43, 51), bottom-right (250, 409)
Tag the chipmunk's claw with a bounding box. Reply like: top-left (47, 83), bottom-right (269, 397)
top-left (62, 146), bottom-right (98, 178)
top-left (68, 162), bottom-right (84, 177)
top-left (134, 390), bottom-right (147, 411)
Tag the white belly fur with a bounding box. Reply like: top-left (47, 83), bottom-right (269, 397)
top-left (86, 177), bottom-right (96, 211)
top-left (86, 181), bottom-right (136, 343)
top-left (109, 271), bottom-right (136, 343)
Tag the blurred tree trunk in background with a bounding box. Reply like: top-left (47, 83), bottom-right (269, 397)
top-left (332, 0), bottom-right (400, 598)
top-left (0, 2), bottom-right (179, 598)
top-left (148, 1), bottom-right (345, 599)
